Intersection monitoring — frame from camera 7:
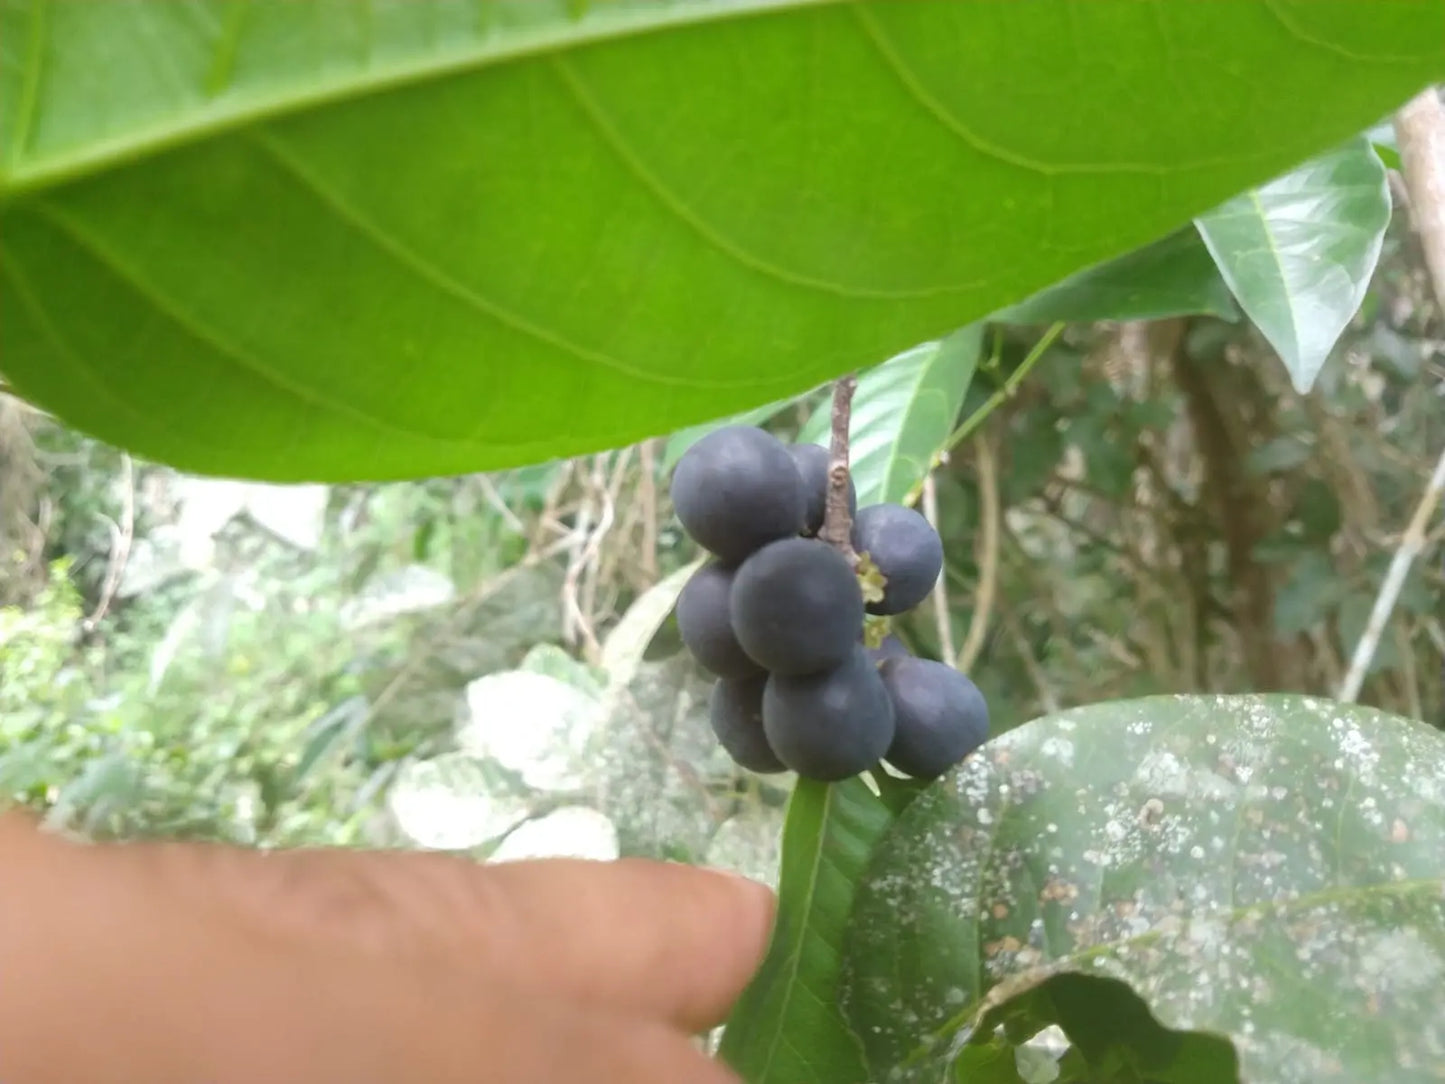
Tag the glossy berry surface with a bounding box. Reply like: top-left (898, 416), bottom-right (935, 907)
top-left (763, 646), bottom-right (895, 781)
top-left (851, 503), bottom-right (944, 616)
top-left (709, 674), bottom-right (786, 774)
top-left (730, 538), bottom-right (863, 675)
top-left (670, 426), bottom-right (805, 564)
top-left (879, 656), bottom-right (989, 780)
top-left (676, 562), bottom-right (763, 679)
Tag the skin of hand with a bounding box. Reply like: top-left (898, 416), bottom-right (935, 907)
top-left (0, 811), bottom-right (776, 1083)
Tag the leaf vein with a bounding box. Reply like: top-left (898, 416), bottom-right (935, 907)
top-left (0, 0), bottom-right (847, 196)
top-left (31, 200), bottom-right (452, 445)
top-left (205, 1), bottom-right (254, 98)
top-left (850, 2), bottom-right (1161, 179)
top-left (754, 784), bottom-right (836, 1080)
top-left (848, 2), bottom-right (1303, 181)
top-left (251, 129), bottom-right (767, 394)
top-left (0, 240), bottom-right (223, 455)
top-left (1259, 0), bottom-right (1435, 63)
top-left (10, 0), bottom-right (49, 160)
top-left (548, 53), bottom-right (977, 301)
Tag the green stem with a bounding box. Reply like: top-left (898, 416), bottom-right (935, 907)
top-left (939, 322), bottom-right (1064, 456)
top-left (902, 322), bottom-right (1065, 510)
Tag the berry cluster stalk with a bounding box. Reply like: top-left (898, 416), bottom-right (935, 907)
top-left (818, 373), bottom-right (858, 564)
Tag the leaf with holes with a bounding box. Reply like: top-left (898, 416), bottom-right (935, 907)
top-left (799, 327), bottom-right (981, 508)
top-left (718, 777), bottom-right (893, 1083)
top-left (1195, 138), bottom-right (1391, 393)
top-left (1, 2), bottom-right (1442, 481)
top-left (838, 694), bottom-right (1445, 1083)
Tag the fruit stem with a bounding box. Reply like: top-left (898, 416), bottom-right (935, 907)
top-left (819, 373), bottom-right (859, 565)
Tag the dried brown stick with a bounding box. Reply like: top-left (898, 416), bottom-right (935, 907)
top-left (1338, 86), bottom-right (1445, 702)
top-left (920, 472), bottom-right (956, 662)
top-left (1394, 86), bottom-right (1445, 313)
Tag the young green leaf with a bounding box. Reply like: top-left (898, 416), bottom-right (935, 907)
top-left (799, 327), bottom-right (982, 507)
top-left (839, 694), bottom-right (1445, 1083)
top-left (718, 777), bottom-right (892, 1084)
top-left (1, 3), bottom-right (1441, 481)
top-left (996, 229), bottom-right (1238, 326)
top-left (1367, 122), bottom-right (1403, 171)
top-left (1195, 138), bottom-right (1391, 394)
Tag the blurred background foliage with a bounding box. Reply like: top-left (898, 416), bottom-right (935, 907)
top-left (0, 206), bottom-right (1440, 874)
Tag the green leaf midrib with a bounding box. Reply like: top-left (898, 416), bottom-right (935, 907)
top-left (878, 342), bottom-right (944, 504)
top-left (0, 0), bottom-right (841, 200)
top-left (722, 777), bottom-right (883, 1082)
top-left (754, 783), bottom-right (836, 1080)
top-left (4, 0), bottom-right (1430, 202)
top-left (909, 872), bottom-right (1445, 1070)
top-left (549, 54), bottom-right (972, 301)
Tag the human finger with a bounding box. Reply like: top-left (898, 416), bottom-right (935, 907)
top-left (462, 857), bottom-right (776, 1032)
top-left (126, 840), bottom-right (775, 1033)
top-left (197, 961), bottom-right (746, 1084)
top-left (0, 821), bottom-right (747, 1084)
top-left (241, 850), bottom-right (775, 1032)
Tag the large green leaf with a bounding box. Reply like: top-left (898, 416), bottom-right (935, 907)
top-left (718, 777), bottom-right (891, 1084)
top-left (1195, 139), bottom-right (1391, 393)
top-left (996, 229), bottom-right (1238, 326)
top-left (2, 2), bottom-right (1442, 481)
top-left (661, 392), bottom-right (809, 474)
top-left (798, 327), bottom-right (981, 508)
top-left (839, 694), bottom-right (1445, 1083)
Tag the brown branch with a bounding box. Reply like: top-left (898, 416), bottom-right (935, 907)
top-left (83, 453), bottom-right (134, 632)
top-left (1397, 624), bottom-right (1425, 723)
top-left (920, 472), bottom-right (956, 662)
top-left (818, 373), bottom-right (859, 564)
top-left (1337, 86), bottom-right (1445, 702)
top-left (637, 438), bottom-right (659, 583)
top-left (1001, 603), bottom-right (1060, 715)
top-left (1339, 444), bottom-right (1445, 701)
top-left (1172, 334), bottom-right (1286, 691)
top-left (1394, 86), bottom-right (1445, 314)
top-left (956, 434), bottom-right (998, 674)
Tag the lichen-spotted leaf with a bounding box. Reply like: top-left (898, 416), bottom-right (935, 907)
top-left (839, 694), bottom-right (1445, 1083)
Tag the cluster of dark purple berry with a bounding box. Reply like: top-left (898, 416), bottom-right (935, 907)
top-left (670, 425), bottom-right (989, 783)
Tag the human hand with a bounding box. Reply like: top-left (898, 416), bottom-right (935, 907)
top-left (0, 812), bottom-right (775, 1083)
